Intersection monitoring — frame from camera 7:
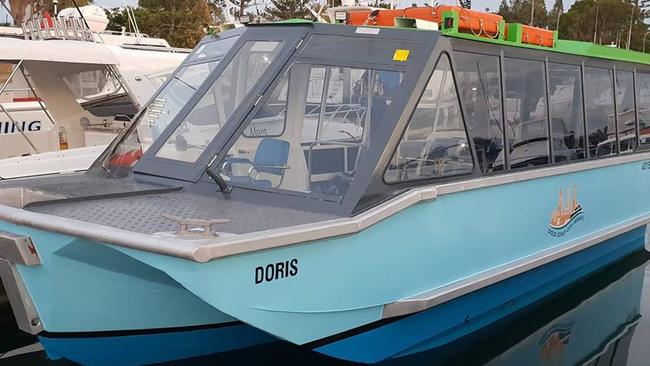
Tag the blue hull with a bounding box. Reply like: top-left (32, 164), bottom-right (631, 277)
top-left (39, 322), bottom-right (275, 366)
top-left (314, 226), bottom-right (646, 364)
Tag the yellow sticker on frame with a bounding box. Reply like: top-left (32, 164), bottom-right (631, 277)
top-left (393, 49), bottom-right (410, 62)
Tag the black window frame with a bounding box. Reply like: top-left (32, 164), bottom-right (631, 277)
top-left (447, 36), bottom-right (650, 174)
top-left (635, 70), bottom-right (650, 149)
top-left (502, 55), bottom-right (552, 170)
top-left (90, 29), bottom-right (247, 174)
top-left (583, 65), bottom-right (617, 159)
top-left (453, 50), bottom-right (506, 174)
top-left (613, 67), bottom-right (637, 154)
top-left (216, 59), bottom-right (414, 202)
top-left (382, 51), bottom-right (475, 185)
top-left (133, 26), bottom-right (310, 182)
top-left (546, 60), bottom-right (587, 164)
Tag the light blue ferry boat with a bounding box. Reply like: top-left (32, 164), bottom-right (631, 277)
top-left (1, 9), bottom-right (650, 365)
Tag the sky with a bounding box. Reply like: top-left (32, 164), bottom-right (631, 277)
top-left (1, 0), bottom-right (577, 24)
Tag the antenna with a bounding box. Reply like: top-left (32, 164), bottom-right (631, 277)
top-left (530, 0), bottom-right (535, 25)
top-left (123, 0), bottom-right (141, 37)
top-left (70, 0), bottom-right (91, 31)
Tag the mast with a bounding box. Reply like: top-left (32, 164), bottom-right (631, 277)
top-left (593, 4), bottom-right (599, 44)
top-left (530, 0), bottom-right (535, 26)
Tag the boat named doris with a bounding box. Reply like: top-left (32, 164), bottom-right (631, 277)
top-left (1, 7), bottom-right (650, 364)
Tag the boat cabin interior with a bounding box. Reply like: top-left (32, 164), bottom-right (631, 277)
top-left (3, 21), bottom-right (650, 236)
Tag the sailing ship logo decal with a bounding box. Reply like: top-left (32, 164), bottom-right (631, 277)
top-left (548, 186), bottom-right (583, 237)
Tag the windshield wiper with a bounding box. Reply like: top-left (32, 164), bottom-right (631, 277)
top-left (205, 155), bottom-right (232, 193)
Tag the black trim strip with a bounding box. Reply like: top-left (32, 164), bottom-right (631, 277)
top-left (39, 321), bottom-right (244, 339)
top-left (304, 315), bottom-right (407, 349)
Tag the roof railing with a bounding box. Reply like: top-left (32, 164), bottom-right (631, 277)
top-left (100, 29), bottom-right (150, 38)
top-left (21, 14), bottom-right (95, 42)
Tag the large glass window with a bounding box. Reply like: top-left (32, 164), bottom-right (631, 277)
top-left (139, 62), bottom-right (218, 148)
top-left (219, 63), bottom-right (403, 197)
top-left (100, 35), bottom-right (241, 174)
top-left (384, 55), bottom-right (473, 183)
top-left (616, 70), bottom-right (636, 153)
top-left (187, 36), bottom-right (240, 62)
top-left (584, 67), bottom-right (616, 157)
top-left (455, 51), bottom-right (504, 173)
top-left (242, 71), bottom-right (288, 138)
top-left (156, 41), bottom-right (283, 163)
top-left (102, 62), bottom-right (217, 172)
top-left (638, 73), bottom-right (650, 145)
top-left (548, 63), bottom-right (586, 162)
top-left (503, 57), bottom-right (549, 170)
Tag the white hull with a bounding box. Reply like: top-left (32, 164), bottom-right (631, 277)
top-left (0, 145), bottom-right (107, 179)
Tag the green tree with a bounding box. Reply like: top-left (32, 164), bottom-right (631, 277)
top-left (547, 0), bottom-right (563, 30)
top-left (497, 0), bottom-right (512, 19)
top-left (105, 7), bottom-right (131, 32)
top-left (228, 0), bottom-right (254, 18)
top-left (506, 0), bottom-right (548, 27)
top-left (4, 0), bottom-right (90, 23)
top-left (375, 0), bottom-right (394, 9)
top-left (264, 0), bottom-right (312, 20)
top-left (106, 0), bottom-right (212, 48)
top-left (559, 0), bottom-right (647, 50)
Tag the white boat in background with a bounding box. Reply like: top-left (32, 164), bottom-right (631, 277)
top-left (0, 6), bottom-right (188, 179)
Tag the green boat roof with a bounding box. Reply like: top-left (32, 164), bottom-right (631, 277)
top-left (444, 31), bottom-right (650, 66)
top-left (267, 19), bottom-right (650, 66)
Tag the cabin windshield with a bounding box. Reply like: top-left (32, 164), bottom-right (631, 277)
top-left (217, 63), bottom-right (403, 197)
top-left (154, 41), bottom-right (285, 163)
top-left (99, 34), bottom-right (241, 174)
top-left (107, 24), bottom-right (432, 203)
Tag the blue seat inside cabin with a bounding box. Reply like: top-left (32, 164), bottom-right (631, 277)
top-left (228, 138), bottom-right (290, 188)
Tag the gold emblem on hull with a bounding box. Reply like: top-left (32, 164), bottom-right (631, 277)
top-left (549, 186), bottom-right (584, 236)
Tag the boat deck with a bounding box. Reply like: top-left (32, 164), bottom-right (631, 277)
top-left (25, 190), bottom-right (337, 235)
top-left (0, 173), bottom-right (173, 199)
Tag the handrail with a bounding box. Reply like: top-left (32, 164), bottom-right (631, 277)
top-left (22, 14), bottom-right (95, 42)
top-left (101, 30), bottom-right (150, 38)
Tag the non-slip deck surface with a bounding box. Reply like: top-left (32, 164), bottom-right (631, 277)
top-left (0, 173), bottom-right (172, 198)
top-left (26, 191), bottom-right (337, 235)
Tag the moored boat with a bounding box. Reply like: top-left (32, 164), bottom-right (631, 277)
top-left (1, 8), bottom-right (650, 364)
top-left (0, 7), bottom-right (188, 179)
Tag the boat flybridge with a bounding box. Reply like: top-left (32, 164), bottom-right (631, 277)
top-left (2, 6), bottom-right (650, 364)
top-left (0, 9), bottom-right (187, 179)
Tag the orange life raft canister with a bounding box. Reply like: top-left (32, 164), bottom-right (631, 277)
top-left (519, 24), bottom-right (555, 47)
top-left (345, 6), bottom-right (503, 38)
